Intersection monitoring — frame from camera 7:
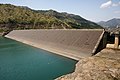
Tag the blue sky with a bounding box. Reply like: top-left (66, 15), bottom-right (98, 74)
top-left (0, 0), bottom-right (120, 22)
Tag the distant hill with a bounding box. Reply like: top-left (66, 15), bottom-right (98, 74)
top-left (97, 18), bottom-right (120, 28)
top-left (0, 4), bottom-right (102, 32)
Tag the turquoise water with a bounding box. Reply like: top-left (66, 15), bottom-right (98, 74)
top-left (0, 37), bottom-right (77, 80)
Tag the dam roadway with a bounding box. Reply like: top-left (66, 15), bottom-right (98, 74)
top-left (5, 29), bottom-right (104, 60)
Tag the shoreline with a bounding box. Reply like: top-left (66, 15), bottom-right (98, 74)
top-left (56, 48), bottom-right (120, 80)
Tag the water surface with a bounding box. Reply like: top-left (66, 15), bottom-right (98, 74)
top-left (0, 37), bottom-right (77, 80)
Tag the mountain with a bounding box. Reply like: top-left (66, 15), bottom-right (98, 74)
top-left (97, 18), bottom-right (120, 28)
top-left (0, 4), bottom-right (102, 32)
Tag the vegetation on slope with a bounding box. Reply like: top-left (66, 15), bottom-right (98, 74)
top-left (0, 4), bottom-right (102, 32)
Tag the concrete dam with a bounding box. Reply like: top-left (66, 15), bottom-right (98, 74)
top-left (5, 29), bottom-right (105, 60)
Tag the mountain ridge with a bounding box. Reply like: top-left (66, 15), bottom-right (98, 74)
top-left (97, 18), bottom-right (120, 28)
top-left (0, 4), bottom-right (102, 32)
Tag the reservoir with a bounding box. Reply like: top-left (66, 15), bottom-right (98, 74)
top-left (0, 37), bottom-right (77, 80)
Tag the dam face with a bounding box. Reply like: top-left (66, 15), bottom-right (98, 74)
top-left (6, 29), bottom-right (104, 60)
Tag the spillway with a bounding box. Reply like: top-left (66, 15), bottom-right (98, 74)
top-left (5, 29), bottom-right (104, 60)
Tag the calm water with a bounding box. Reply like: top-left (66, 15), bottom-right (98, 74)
top-left (0, 37), bottom-right (77, 80)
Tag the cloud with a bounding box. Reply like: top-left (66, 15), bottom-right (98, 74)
top-left (114, 11), bottom-right (120, 14)
top-left (112, 2), bottom-right (120, 7)
top-left (100, 0), bottom-right (112, 8)
top-left (112, 3), bottom-right (118, 6)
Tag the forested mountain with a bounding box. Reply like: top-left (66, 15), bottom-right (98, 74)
top-left (0, 4), bottom-right (102, 32)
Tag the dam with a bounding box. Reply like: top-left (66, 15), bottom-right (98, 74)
top-left (5, 29), bottom-right (105, 60)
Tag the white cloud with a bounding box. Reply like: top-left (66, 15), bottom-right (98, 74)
top-left (112, 1), bottom-right (120, 7)
top-left (114, 11), bottom-right (120, 14)
top-left (112, 3), bottom-right (118, 6)
top-left (100, 0), bottom-right (112, 8)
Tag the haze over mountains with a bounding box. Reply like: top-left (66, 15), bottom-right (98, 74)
top-left (97, 18), bottom-right (120, 28)
top-left (0, 4), bottom-right (102, 32)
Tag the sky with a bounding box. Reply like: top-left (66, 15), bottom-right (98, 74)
top-left (0, 0), bottom-right (120, 22)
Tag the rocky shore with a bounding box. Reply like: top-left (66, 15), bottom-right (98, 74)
top-left (56, 49), bottom-right (120, 80)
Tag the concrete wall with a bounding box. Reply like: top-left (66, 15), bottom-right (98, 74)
top-left (6, 29), bottom-right (104, 60)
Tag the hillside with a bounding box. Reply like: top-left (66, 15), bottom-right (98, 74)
top-left (0, 4), bottom-right (102, 32)
top-left (97, 18), bottom-right (120, 28)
